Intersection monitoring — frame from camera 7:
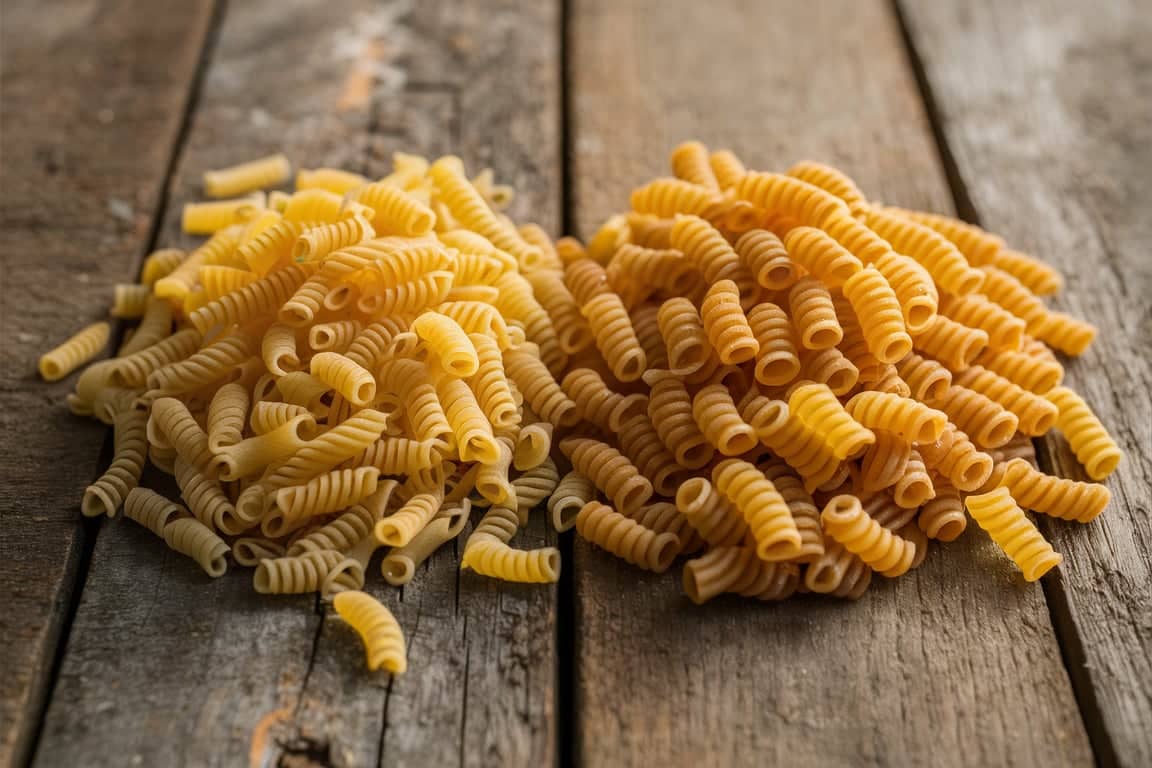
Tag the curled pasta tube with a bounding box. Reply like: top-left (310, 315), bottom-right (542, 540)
top-left (333, 590), bottom-right (407, 675)
top-left (381, 502), bottom-right (470, 587)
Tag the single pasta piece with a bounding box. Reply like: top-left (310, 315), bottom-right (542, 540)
top-left (977, 265), bottom-right (1047, 331)
top-left (670, 140), bottom-right (720, 189)
top-left (123, 487), bottom-right (187, 536)
top-left (713, 459), bottom-right (802, 561)
top-left (513, 457), bottom-right (560, 521)
top-left (175, 454), bottom-right (240, 533)
top-left (1046, 387), bottom-right (1123, 480)
top-left (646, 374), bottom-right (715, 469)
top-left (525, 270), bottom-right (594, 354)
top-left (629, 303), bottom-right (668, 369)
top-left (917, 479), bottom-right (967, 541)
top-left (746, 302), bottom-right (800, 386)
top-left (798, 346), bottom-right (859, 396)
top-left (308, 319), bottom-right (363, 354)
top-left (734, 172), bottom-right (849, 228)
top-left (891, 449), bottom-right (935, 508)
top-left (844, 390), bottom-right (947, 444)
top-left (820, 495), bottom-right (916, 577)
top-left (789, 382), bottom-right (875, 459)
top-left (918, 424), bottom-right (995, 492)
top-left (631, 178), bottom-right (724, 219)
top-left (788, 276), bottom-right (843, 350)
top-left (657, 297), bottom-right (710, 374)
top-left (700, 279), bottom-right (759, 364)
top-left (40, 321), bottom-right (110, 381)
top-left (682, 547), bottom-right (800, 604)
top-left (162, 517), bottom-right (230, 578)
top-left (310, 351), bottom-right (375, 407)
top-left (203, 154), bottom-right (291, 197)
top-left (148, 396), bottom-right (215, 471)
top-left (576, 501), bottom-right (679, 573)
top-left (692, 384), bottom-right (758, 456)
top-left (750, 399), bottom-right (843, 491)
top-left (895, 351), bottom-right (952, 401)
top-left (990, 248), bottom-right (1063, 296)
top-left (841, 266), bottom-right (912, 363)
top-left (375, 490), bottom-right (443, 548)
top-left (878, 207), bottom-right (1004, 266)
top-left (758, 459), bottom-right (823, 562)
top-left (709, 149), bottom-right (747, 189)
top-left (580, 291), bottom-right (647, 382)
top-left (181, 193), bottom-right (265, 235)
top-left (965, 487), bottom-right (1061, 581)
top-left (857, 430), bottom-right (912, 492)
top-left (117, 297), bottom-right (174, 357)
top-left (462, 506), bottom-right (560, 583)
top-left (504, 349), bottom-right (579, 427)
top-left (270, 467), bottom-right (381, 535)
top-left (864, 207), bottom-right (984, 295)
top-left (353, 183), bottom-right (437, 237)
top-left (561, 367), bottom-right (646, 432)
top-left (804, 538), bottom-right (873, 599)
top-left (871, 251), bottom-right (938, 333)
top-left (1035, 311), bottom-right (1097, 357)
top-left (784, 226), bottom-right (862, 286)
top-left (786, 161), bottom-right (868, 215)
top-left (670, 214), bottom-right (743, 284)
top-left (333, 591), bottom-right (407, 675)
top-left (939, 293), bottom-right (1025, 352)
top-left (560, 437), bottom-right (652, 514)
top-left (146, 333), bottom-right (254, 395)
top-left (974, 345), bottom-right (1063, 394)
top-left (564, 259), bottom-right (610, 306)
top-left (610, 243), bottom-right (697, 296)
top-left (466, 333), bottom-right (519, 431)
top-left (735, 229), bottom-right (795, 289)
top-left (82, 408), bottom-right (147, 517)
top-left (1000, 458), bottom-right (1109, 523)
top-left (473, 436), bottom-right (515, 506)
top-left (617, 412), bottom-right (693, 498)
top-left (911, 314), bottom-right (989, 372)
top-left (381, 508), bottom-right (468, 586)
top-left (952, 365), bottom-right (1058, 436)
top-left (548, 471), bottom-right (596, 533)
top-left (630, 502), bottom-right (705, 554)
top-left (289, 505), bottom-right (378, 557)
top-left (433, 373), bottom-right (499, 463)
top-left (140, 248), bottom-right (185, 286)
top-left (927, 384), bottom-right (1019, 449)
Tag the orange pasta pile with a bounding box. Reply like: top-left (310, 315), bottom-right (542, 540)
top-left (39, 142), bottom-right (1121, 674)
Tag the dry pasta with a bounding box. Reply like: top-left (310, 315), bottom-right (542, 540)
top-left (41, 143), bottom-right (1123, 679)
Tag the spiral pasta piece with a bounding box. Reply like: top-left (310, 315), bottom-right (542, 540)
top-left (352, 183), bottom-right (436, 236)
top-left (917, 424), bottom-right (994, 492)
top-left (381, 509), bottom-right (467, 586)
top-left (856, 430), bottom-right (911, 493)
top-left (733, 229), bottom-right (794, 289)
top-left (576, 501), bottom-right (679, 573)
top-left (927, 384), bottom-right (1019, 449)
top-left (174, 455), bottom-right (238, 533)
top-left (965, 487), bottom-right (1061, 581)
top-left (841, 266), bottom-right (912, 363)
top-left (39, 322), bottom-right (110, 381)
top-left (976, 265), bottom-right (1047, 330)
top-left (1035, 311), bottom-right (1097, 357)
top-left (609, 243), bottom-right (697, 295)
top-left (351, 437), bottom-right (440, 475)
top-left (269, 467), bottom-right (380, 535)
top-left (161, 517), bottom-right (230, 577)
top-left (785, 226), bottom-right (863, 286)
top-left (140, 247), bottom-right (186, 286)
top-left (751, 401), bottom-right (842, 492)
top-left (580, 292), bottom-right (647, 382)
top-left (870, 251), bottom-right (938, 333)
top-left (682, 547), bottom-right (799, 604)
top-left (232, 537), bottom-right (287, 567)
top-left (147, 334), bottom-right (254, 395)
top-left (123, 487), bottom-right (187, 538)
top-left (1047, 386), bottom-right (1123, 480)
top-left (895, 351), bottom-right (952, 401)
top-left (504, 348), bottom-right (579, 427)
top-left (309, 351), bottom-right (375, 407)
top-left (374, 490), bottom-right (442, 547)
top-left (786, 162), bottom-right (867, 213)
top-left (524, 270), bottom-right (593, 354)
top-left (330, 591), bottom-right (407, 674)
top-left (148, 396), bottom-right (214, 471)
top-left (744, 302), bottom-right (799, 386)
top-left (844, 390), bottom-right (947, 443)
top-left (560, 437), bottom-right (652, 514)
top-left (879, 207), bottom-right (1004, 266)
top-left (646, 375), bottom-right (715, 469)
top-left (253, 549), bottom-right (343, 594)
top-left (864, 208), bottom-right (984, 295)
top-left (911, 314), bottom-right (988, 372)
top-left (262, 409), bottom-right (390, 488)
top-left (804, 538), bottom-right (873, 599)
top-left (629, 502), bottom-right (704, 554)
top-left (973, 346), bottom-right (1063, 395)
top-left (190, 264), bottom-right (314, 334)
top-left (656, 297), bottom-right (710, 374)
top-left (913, 478), bottom-right (965, 541)
top-left (734, 172), bottom-right (849, 228)
top-left (712, 459), bottom-right (802, 561)
top-left (412, 311), bottom-right (478, 377)
top-left (462, 333), bottom-right (519, 431)
top-left (288, 505), bottom-right (378, 556)
top-left (789, 383), bottom-right (875, 459)
top-left (616, 412), bottom-right (690, 497)
top-left (699, 280), bottom-right (759, 364)
top-left (939, 293), bottom-right (1024, 352)
top-left (670, 214), bottom-right (743, 284)
top-left (434, 374), bottom-right (499, 464)
top-left (788, 276), bottom-right (842, 350)
top-left (891, 449), bottom-right (935, 508)
top-left (513, 456), bottom-right (560, 520)
top-left (630, 178), bottom-right (724, 219)
top-left (669, 140), bottom-right (720, 189)
top-left (989, 248), bottom-right (1063, 296)
top-left (548, 471), bottom-right (596, 533)
top-left (691, 384), bottom-right (758, 456)
top-left (109, 283), bottom-right (151, 318)
top-left (344, 317), bottom-right (412, 369)
top-left (952, 365), bottom-right (1058, 436)
top-left (117, 297), bottom-right (174, 357)
top-left (1000, 458), bottom-right (1109, 523)
top-left (820, 495), bottom-right (915, 577)
top-left (675, 475), bottom-right (752, 551)
top-left (82, 408), bottom-right (147, 517)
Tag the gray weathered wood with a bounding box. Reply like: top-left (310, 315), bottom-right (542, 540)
top-left (0, 2), bottom-right (216, 764)
top-left (33, 1), bottom-right (560, 766)
top-left (898, 1), bottom-right (1152, 763)
top-left (569, 1), bottom-right (1094, 765)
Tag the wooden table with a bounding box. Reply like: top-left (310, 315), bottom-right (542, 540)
top-left (2, 0), bottom-right (1149, 765)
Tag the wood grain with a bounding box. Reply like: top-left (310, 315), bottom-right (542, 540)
top-left (0, 1), bottom-right (216, 764)
top-left (569, 1), bottom-right (1093, 765)
top-left (898, 1), bottom-right (1152, 763)
top-left (32, 1), bottom-right (560, 766)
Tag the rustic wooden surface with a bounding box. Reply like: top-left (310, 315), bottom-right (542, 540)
top-left (6, 0), bottom-right (1151, 765)
top-left (0, 2), bottom-right (216, 765)
top-left (31, 1), bottom-right (560, 767)
top-left (569, 0), bottom-right (1093, 765)
top-left (899, 1), bottom-right (1152, 764)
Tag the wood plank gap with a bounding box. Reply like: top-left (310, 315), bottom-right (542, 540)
top-left (890, 2), bottom-right (1116, 764)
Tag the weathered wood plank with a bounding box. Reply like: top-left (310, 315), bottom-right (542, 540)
top-left (0, 2), bottom-right (216, 764)
top-left (569, 1), bottom-right (1093, 765)
top-left (32, 1), bottom-right (559, 765)
top-left (898, 1), bottom-right (1152, 763)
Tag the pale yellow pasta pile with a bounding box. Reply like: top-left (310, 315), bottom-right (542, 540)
top-left (40, 142), bottom-right (1123, 674)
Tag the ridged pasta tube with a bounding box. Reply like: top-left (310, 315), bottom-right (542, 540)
top-left (560, 437), bottom-right (652, 515)
top-left (162, 517), bottom-right (230, 577)
top-left (174, 457), bottom-right (238, 533)
top-left (189, 264), bottom-right (314, 334)
top-left (820, 495), bottom-right (916, 578)
top-left (1001, 458), bottom-right (1109, 523)
top-left (701, 279), bottom-right (759, 364)
top-left (117, 297), bottom-right (174, 357)
top-left (891, 449), bottom-right (935, 508)
top-left (254, 550), bottom-right (346, 594)
top-left (952, 365), bottom-right (1058, 436)
top-left (989, 248), bottom-right (1063, 296)
top-left (374, 490), bottom-right (441, 547)
top-left (803, 538), bottom-right (873, 599)
top-left (864, 208), bottom-right (985, 295)
top-left (615, 413), bottom-right (689, 498)
top-left (310, 352), bottom-right (376, 407)
top-left (918, 479), bottom-right (967, 542)
top-left (435, 374), bottom-right (499, 464)
top-left (789, 383), bottom-right (875, 459)
top-left (712, 459), bottom-right (801, 561)
top-left (735, 229), bottom-right (795, 289)
top-left (462, 511), bottom-right (561, 584)
top-left (927, 384), bottom-right (1019, 449)
top-left (630, 502), bottom-right (704, 554)
top-left (917, 424), bottom-right (994, 492)
top-left (939, 293), bottom-right (1024, 352)
top-left (146, 333), bottom-right (255, 396)
top-left (670, 140), bottom-right (720, 189)
top-left (213, 414), bottom-right (314, 481)
top-left (203, 153), bottom-right (291, 197)
top-left (670, 214), bottom-right (743, 283)
top-left (911, 314), bottom-right (989, 372)
top-left (682, 547), bottom-right (800, 604)
top-left (857, 430), bottom-right (912, 493)
top-left (788, 277), bottom-right (843, 350)
top-left (610, 243), bottom-right (697, 295)
top-left (513, 457), bottom-right (560, 522)
top-left (631, 178), bottom-right (724, 219)
top-left (271, 467), bottom-right (381, 534)
top-left (548, 471), bottom-right (596, 533)
top-left (759, 459), bottom-right (824, 562)
top-left (746, 302), bottom-right (800, 386)
top-left (895, 351), bottom-right (952, 401)
top-left (844, 390), bottom-right (947, 444)
top-left (40, 322), bottom-right (110, 381)
top-left (692, 384), bottom-right (758, 456)
top-left (288, 505), bottom-right (378, 556)
top-left (674, 477), bottom-right (748, 547)
top-left (974, 346), bottom-right (1063, 395)
top-left (206, 382), bottom-right (249, 453)
top-left (965, 487), bottom-right (1062, 581)
top-left (871, 251), bottom-right (938, 333)
top-left (333, 591), bottom-right (407, 675)
top-left (878, 207), bottom-right (1004, 267)
top-left (784, 226), bottom-right (862, 286)
top-left (576, 501), bottom-right (679, 573)
top-left (646, 375), bottom-right (715, 469)
top-left (786, 162), bottom-right (868, 216)
top-left (656, 297), bottom-right (710, 374)
top-left (504, 348), bottom-right (579, 427)
top-left (148, 397), bottom-right (215, 471)
top-left (123, 487), bottom-right (188, 536)
top-left (734, 172), bottom-right (849, 228)
top-left (580, 291), bottom-right (647, 382)
top-left (381, 507), bottom-right (469, 586)
top-left (140, 248), bottom-right (186, 286)
top-left (82, 408), bottom-right (147, 517)
top-left (412, 311), bottom-right (478, 377)
top-left (841, 266), bottom-right (912, 363)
